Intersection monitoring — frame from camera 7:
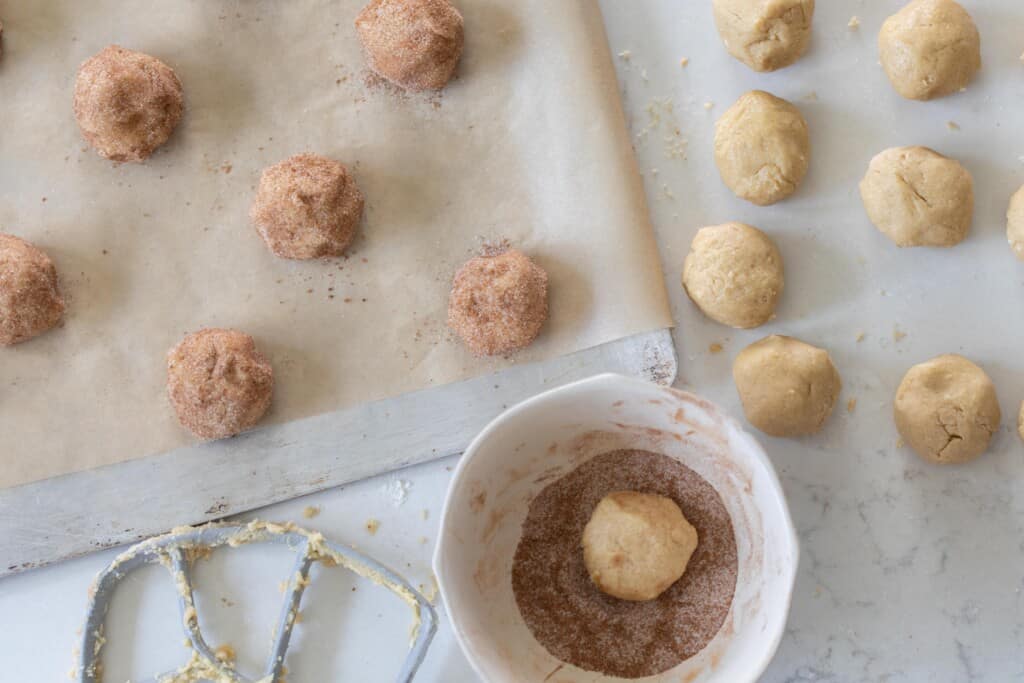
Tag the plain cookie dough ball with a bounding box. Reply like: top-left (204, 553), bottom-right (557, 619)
top-left (73, 45), bottom-right (184, 162)
top-left (879, 0), bottom-right (980, 101)
top-left (1007, 186), bottom-right (1024, 260)
top-left (682, 222), bottom-right (784, 329)
top-left (355, 0), bottom-right (464, 91)
top-left (447, 249), bottom-right (548, 357)
top-left (712, 0), bottom-right (815, 72)
top-left (250, 153), bottom-right (365, 260)
top-left (582, 491), bottom-right (698, 602)
top-left (859, 146), bottom-right (973, 248)
top-left (714, 91), bottom-right (810, 206)
top-left (0, 234), bottom-right (65, 346)
top-left (895, 355), bottom-right (1000, 464)
top-left (733, 335), bottom-right (841, 437)
top-left (167, 329), bottom-right (274, 440)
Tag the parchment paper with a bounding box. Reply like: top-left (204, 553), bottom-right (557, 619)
top-left (0, 0), bottom-right (671, 488)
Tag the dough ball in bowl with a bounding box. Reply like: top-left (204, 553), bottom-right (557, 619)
top-left (0, 234), bottom-right (65, 346)
top-left (355, 0), bottom-right (464, 91)
top-left (682, 222), bottom-right (784, 329)
top-left (714, 91), bottom-right (810, 206)
top-left (251, 153), bottom-right (365, 260)
top-left (859, 146), bottom-right (973, 248)
top-left (448, 249), bottom-right (548, 357)
top-left (582, 491), bottom-right (698, 602)
top-left (879, 0), bottom-right (980, 101)
top-left (894, 354), bottom-right (1000, 464)
top-left (167, 328), bottom-right (274, 440)
top-left (733, 335), bottom-right (841, 437)
top-left (73, 45), bottom-right (183, 162)
top-left (1007, 185), bottom-right (1024, 261)
top-left (712, 0), bottom-right (815, 72)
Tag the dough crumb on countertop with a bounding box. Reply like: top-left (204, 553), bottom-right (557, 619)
top-left (680, 56), bottom-right (689, 68)
top-left (703, 101), bottom-right (714, 110)
top-left (302, 506), bottom-right (320, 519)
top-left (618, 50), bottom-right (632, 61)
top-left (848, 16), bottom-right (860, 30)
top-left (894, 327), bottom-right (907, 342)
top-left (947, 121), bottom-right (960, 131)
top-left (847, 398), bottom-right (857, 413)
top-left (365, 518), bottom-right (380, 535)
top-left (856, 332), bottom-right (866, 342)
top-left (709, 342), bottom-right (724, 354)
top-left (213, 644), bottom-right (236, 663)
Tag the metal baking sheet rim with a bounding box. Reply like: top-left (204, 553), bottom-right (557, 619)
top-left (0, 327), bottom-right (676, 576)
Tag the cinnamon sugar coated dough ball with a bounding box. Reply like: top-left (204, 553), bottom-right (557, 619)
top-left (879, 0), bottom-right (980, 101)
top-left (355, 0), bottom-right (464, 91)
top-left (582, 491), bottom-right (698, 602)
top-left (251, 154), bottom-right (365, 260)
top-left (167, 329), bottom-right (274, 440)
top-left (0, 234), bottom-right (65, 346)
top-left (895, 355), bottom-right (1000, 464)
top-left (1007, 186), bottom-right (1024, 260)
top-left (733, 335), bottom-right (841, 437)
top-left (714, 91), bottom-right (810, 206)
top-left (712, 0), bottom-right (815, 72)
top-left (73, 46), bottom-right (183, 162)
top-left (447, 249), bottom-right (548, 357)
top-left (860, 146), bottom-right (973, 248)
top-left (683, 222), bottom-right (784, 329)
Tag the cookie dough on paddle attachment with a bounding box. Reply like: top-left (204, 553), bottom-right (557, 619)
top-left (714, 90), bottom-right (810, 206)
top-left (860, 146), bottom-right (973, 248)
top-left (683, 222), bottom-right (784, 329)
top-left (355, 0), bottom-right (464, 91)
top-left (167, 329), bottom-right (274, 440)
top-left (879, 0), bottom-right (980, 101)
top-left (712, 0), bottom-right (815, 72)
top-left (733, 335), bottom-right (841, 437)
top-left (251, 154), bottom-right (365, 260)
top-left (73, 46), bottom-right (183, 162)
top-left (582, 491), bottom-right (698, 602)
top-left (0, 234), bottom-right (65, 346)
top-left (447, 249), bottom-right (548, 357)
top-left (894, 354), bottom-right (999, 464)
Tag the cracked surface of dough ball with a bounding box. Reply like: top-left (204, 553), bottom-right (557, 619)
top-left (859, 146), bottom-right (973, 248)
top-left (582, 491), bottom-right (698, 602)
top-left (251, 154), bottom-right (365, 260)
top-left (0, 234), bottom-right (65, 346)
top-left (355, 0), bottom-right (464, 91)
top-left (73, 45), bottom-right (183, 162)
top-left (167, 329), bottom-right (274, 440)
top-left (1007, 186), bottom-right (1024, 261)
top-left (879, 0), bottom-right (980, 101)
top-left (714, 90), bottom-right (810, 206)
top-left (894, 354), bottom-right (999, 464)
top-left (733, 335), bottom-right (841, 437)
top-left (683, 222), bottom-right (783, 329)
top-left (712, 0), bottom-right (815, 72)
top-left (447, 249), bottom-right (548, 357)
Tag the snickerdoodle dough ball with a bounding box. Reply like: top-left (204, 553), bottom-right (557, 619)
top-left (714, 91), bottom-right (810, 206)
top-left (251, 154), bottom-right (365, 260)
top-left (683, 222), bottom-right (784, 329)
top-left (712, 0), bottom-right (815, 72)
top-left (355, 0), bottom-right (464, 91)
top-left (1007, 186), bottom-right (1024, 260)
top-left (0, 234), bottom-right (65, 346)
top-left (895, 355), bottom-right (1000, 464)
top-left (73, 45), bottom-right (183, 162)
top-left (582, 491), bottom-right (698, 602)
top-left (167, 329), bottom-right (274, 440)
top-left (879, 0), bottom-right (980, 101)
top-left (447, 249), bottom-right (548, 357)
top-left (859, 146), bottom-right (973, 248)
top-left (733, 335), bottom-right (841, 437)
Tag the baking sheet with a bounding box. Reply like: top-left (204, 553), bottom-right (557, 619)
top-left (0, 0), bottom-right (671, 489)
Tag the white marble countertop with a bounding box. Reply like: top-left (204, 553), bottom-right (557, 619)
top-left (2, 2), bottom-right (1023, 681)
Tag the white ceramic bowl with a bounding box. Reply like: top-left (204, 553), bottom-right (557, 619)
top-left (433, 373), bottom-right (798, 683)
